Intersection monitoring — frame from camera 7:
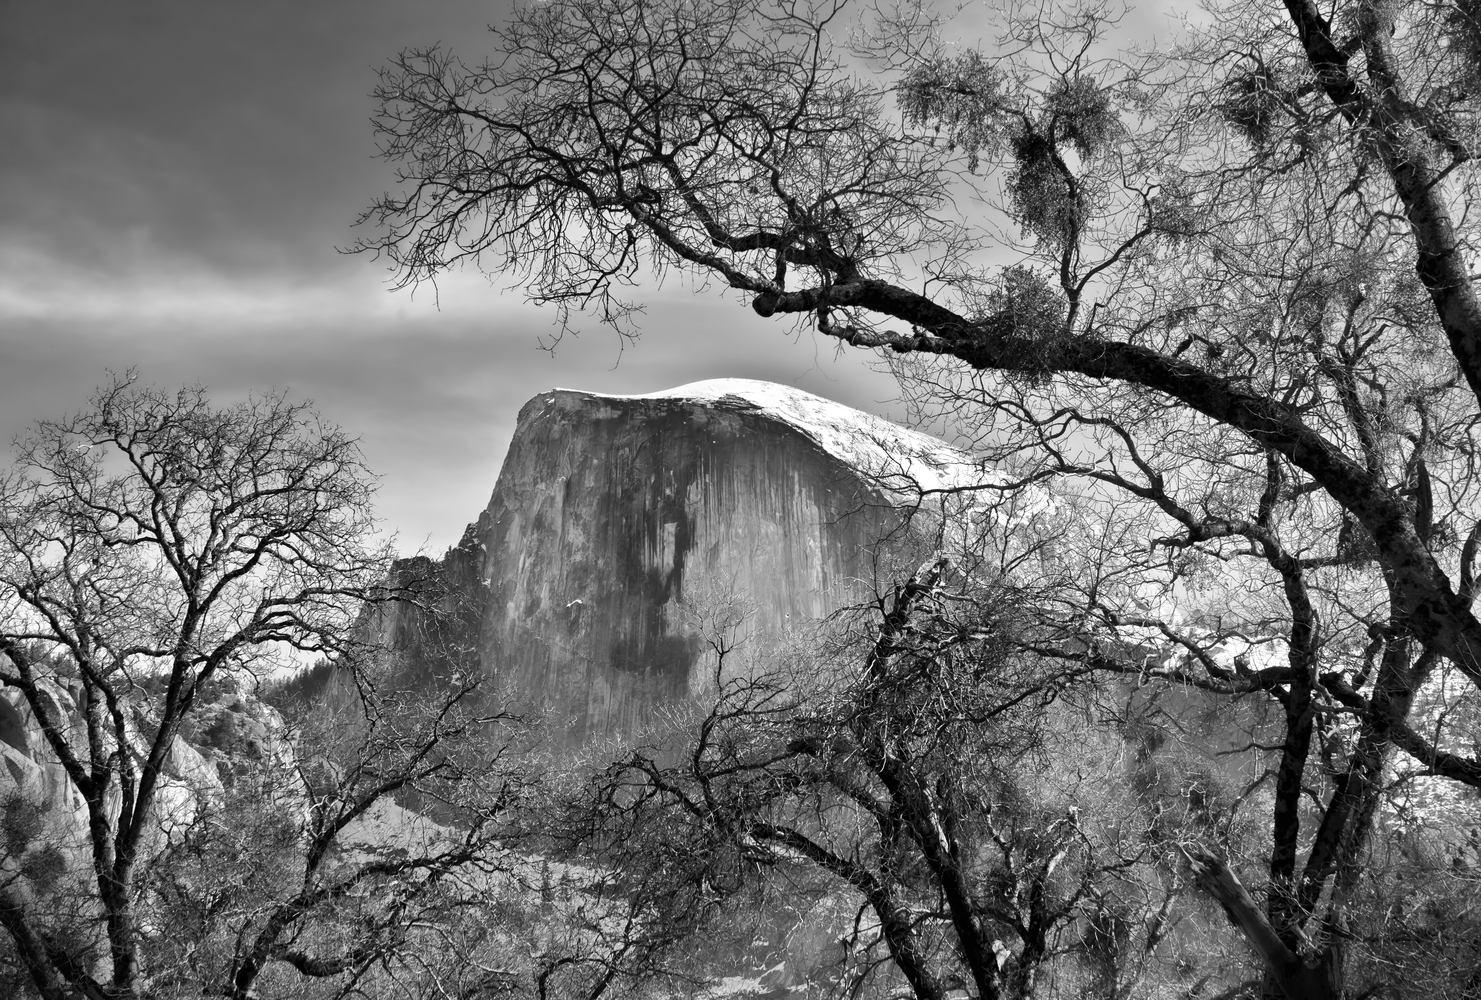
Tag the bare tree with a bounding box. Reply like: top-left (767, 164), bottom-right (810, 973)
top-left (586, 562), bottom-right (1231, 999)
top-left (358, 0), bottom-right (1481, 995)
top-left (0, 378), bottom-right (526, 1000)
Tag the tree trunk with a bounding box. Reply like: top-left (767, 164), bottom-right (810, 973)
top-left (1188, 849), bottom-right (1340, 1000)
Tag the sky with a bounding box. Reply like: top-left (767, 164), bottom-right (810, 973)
top-left (0, 0), bottom-right (905, 553)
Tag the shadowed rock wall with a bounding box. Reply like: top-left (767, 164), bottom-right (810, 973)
top-left (375, 384), bottom-right (944, 739)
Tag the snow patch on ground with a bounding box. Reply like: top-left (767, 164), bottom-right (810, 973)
top-left (700, 974), bottom-right (775, 998)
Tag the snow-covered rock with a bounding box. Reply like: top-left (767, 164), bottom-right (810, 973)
top-left (370, 380), bottom-right (1001, 739)
top-left (586, 379), bottom-right (986, 497)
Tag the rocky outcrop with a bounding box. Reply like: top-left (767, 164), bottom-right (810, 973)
top-left (373, 379), bottom-right (983, 739)
top-left (0, 673), bottom-right (257, 945)
top-left (0, 675), bottom-right (292, 842)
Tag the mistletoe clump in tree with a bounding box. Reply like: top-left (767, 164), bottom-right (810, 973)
top-left (360, 1), bottom-right (1481, 996)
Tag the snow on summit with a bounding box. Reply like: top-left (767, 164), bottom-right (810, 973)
top-left (566, 378), bottom-right (990, 497)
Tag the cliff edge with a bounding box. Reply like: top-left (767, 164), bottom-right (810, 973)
top-left (375, 379), bottom-right (982, 738)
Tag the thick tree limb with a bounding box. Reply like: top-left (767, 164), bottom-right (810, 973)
top-left (1281, 0), bottom-right (1481, 408)
top-left (0, 895), bottom-right (68, 1000)
top-left (1186, 848), bottom-right (1338, 1000)
top-left (1323, 672), bottom-right (1481, 787)
top-left (756, 275), bottom-right (1481, 690)
top-left (748, 821), bottom-right (955, 1000)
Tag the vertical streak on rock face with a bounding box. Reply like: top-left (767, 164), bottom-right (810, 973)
top-left (381, 384), bottom-right (947, 741)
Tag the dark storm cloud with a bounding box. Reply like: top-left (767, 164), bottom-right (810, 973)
top-left (0, 293), bottom-right (902, 551)
top-left (0, 0), bottom-right (504, 278)
top-left (0, 0), bottom-right (909, 549)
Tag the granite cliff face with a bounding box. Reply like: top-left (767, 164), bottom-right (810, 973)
top-left (375, 380), bottom-right (980, 739)
top-left (0, 673), bottom-right (283, 925)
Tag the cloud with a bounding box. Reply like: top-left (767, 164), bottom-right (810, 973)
top-left (0, 264), bottom-right (903, 552)
top-left (0, 0), bottom-right (908, 551)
